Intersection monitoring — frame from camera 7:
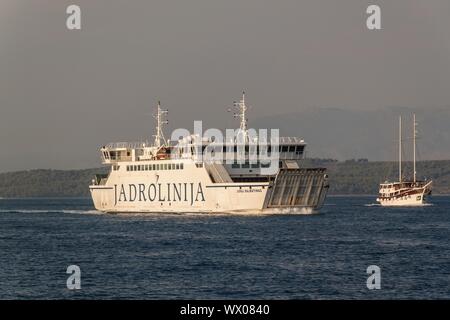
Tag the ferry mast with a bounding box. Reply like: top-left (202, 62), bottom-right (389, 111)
top-left (153, 101), bottom-right (168, 148)
top-left (229, 91), bottom-right (249, 141)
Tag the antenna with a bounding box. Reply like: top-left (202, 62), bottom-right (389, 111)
top-left (228, 91), bottom-right (249, 141)
top-left (399, 116), bottom-right (402, 183)
top-left (153, 101), bottom-right (168, 148)
top-left (413, 113), bottom-right (417, 183)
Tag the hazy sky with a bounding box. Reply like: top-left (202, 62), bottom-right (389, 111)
top-left (1, 0), bottom-right (450, 171)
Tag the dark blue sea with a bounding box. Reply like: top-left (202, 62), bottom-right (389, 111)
top-left (0, 196), bottom-right (449, 299)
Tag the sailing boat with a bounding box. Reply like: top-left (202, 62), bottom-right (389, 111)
top-left (376, 114), bottom-right (432, 206)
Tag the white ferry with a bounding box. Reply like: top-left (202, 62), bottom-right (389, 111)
top-left (90, 93), bottom-right (329, 214)
top-left (376, 114), bottom-right (432, 206)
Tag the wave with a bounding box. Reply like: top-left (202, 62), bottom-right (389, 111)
top-left (363, 203), bottom-right (435, 208)
top-left (0, 206), bottom-right (320, 217)
top-left (0, 209), bottom-right (102, 214)
top-left (110, 207), bottom-right (317, 217)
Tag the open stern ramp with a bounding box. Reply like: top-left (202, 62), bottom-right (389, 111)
top-left (265, 168), bottom-right (328, 210)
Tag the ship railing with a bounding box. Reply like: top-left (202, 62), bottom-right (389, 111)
top-left (278, 137), bottom-right (306, 145)
top-left (104, 141), bottom-right (150, 150)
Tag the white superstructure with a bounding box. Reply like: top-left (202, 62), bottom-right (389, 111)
top-left (90, 93), bottom-right (329, 214)
top-left (376, 114), bottom-right (432, 206)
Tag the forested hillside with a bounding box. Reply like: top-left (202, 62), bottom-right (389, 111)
top-left (0, 161), bottom-right (449, 198)
top-left (303, 159), bottom-right (450, 195)
top-left (0, 168), bottom-right (107, 198)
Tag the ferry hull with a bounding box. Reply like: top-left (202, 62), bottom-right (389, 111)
top-left (89, 167), bottom-right (329, 214)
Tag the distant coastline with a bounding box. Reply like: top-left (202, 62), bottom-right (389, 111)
top-left (1, 160), bottom-right (449, 198)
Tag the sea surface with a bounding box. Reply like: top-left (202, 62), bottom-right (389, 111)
top-left (0, 196), bottom-right (449, 299)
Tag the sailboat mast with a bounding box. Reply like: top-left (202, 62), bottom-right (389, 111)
top-left (399, 116), bottom-right (402, 183)
top-left (413, 113), bottom-right (416, 183)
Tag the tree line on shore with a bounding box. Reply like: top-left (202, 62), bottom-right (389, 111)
top-left (0, 160), bottom-right (449, 198)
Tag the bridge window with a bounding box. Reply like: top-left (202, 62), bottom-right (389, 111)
top-left (289, 146), bottom-right (295, 152)
top-left (251, 162), bottom-right (259, 168)
top-left (261, 162), bottom-right (270, 168)
top-left (242, 162), bottom-right (250, 169)
top-left (296, 145), bottom-right (304, 154)
top-left (180, 163), bottom-right (184, 170)
top-left (281, 145), bottom-right (289, 152)
top-left (232, 162), bottom-right (240, 169)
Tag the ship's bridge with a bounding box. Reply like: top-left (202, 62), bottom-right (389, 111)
top-left (99, 93), bottom-right (307, 166)
top-left (170, 134), bottom-right (306, 161)
top-left (100, 135), bottom-right (306, 165)
top-left (100, 141), bottom-right (149, 164)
